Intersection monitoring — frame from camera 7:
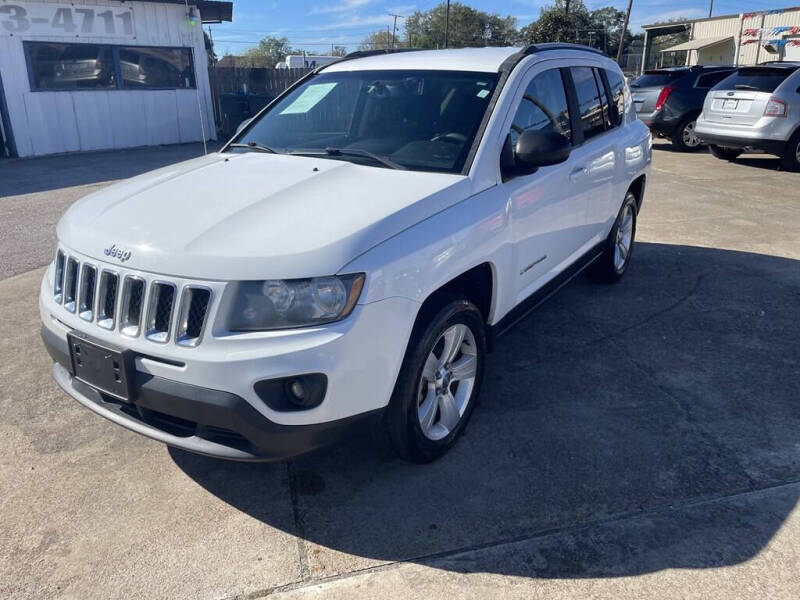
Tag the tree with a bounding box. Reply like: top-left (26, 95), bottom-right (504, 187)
top-left (358, 30), bottom-right (395, 51)
top-left (519, 0), bottom-right (590, 46)
top-left (204, 30), bottom-right (217, 67)
top-left (587, 6), bottom-right (629, 56)
top-left (239, 36), bottom-right (295, 68)
top-left (405, 2), bottom-right (518, 49)
top-left (331, 45), bottom-right (348, 57)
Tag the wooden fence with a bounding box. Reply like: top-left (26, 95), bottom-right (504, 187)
top-left (211, 66), bottom-right (312, 96)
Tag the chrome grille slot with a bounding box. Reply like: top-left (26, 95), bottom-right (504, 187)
top-left (54, 251), bottom-right (65, 303)
top-left (176, 287), bottom-right (211, 347)
top-left (145, 282), bottom-right (176, 343)
top-left (97, 271), bottom-right (119, 330)
top-left (63, 257), bottom-right (79, 312)
top-left (78, 264), bottom-right (97, 321)
top-left (120, 276), bottom-right (145, 337)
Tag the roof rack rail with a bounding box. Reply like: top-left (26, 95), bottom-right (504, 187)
top-left (517, 42), bottom-right (604, 56)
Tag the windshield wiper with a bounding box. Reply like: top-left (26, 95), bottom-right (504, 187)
top-left (733, 84), bottom-right (761, 90)
top-left (290, 147), bottom-right (406, 170)
top-left (229, 142), bottom-right (278, 154)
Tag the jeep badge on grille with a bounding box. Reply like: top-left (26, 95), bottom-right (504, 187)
top-left (104, 244), bottom-right (131, 262)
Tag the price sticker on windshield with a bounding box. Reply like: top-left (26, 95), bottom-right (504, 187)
top-left (280, 83), bottom-right (338, 115)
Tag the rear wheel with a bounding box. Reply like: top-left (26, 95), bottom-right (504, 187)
top-left (670, 117), bottom-right (703, 152)
top-left (386, 298), bottom-right (486, 463)
top-left (780, 130), bottom-right (800, 172)
top-left (589, 192), bottom-right (637, 283)
top-left (708, 145), bottom-right (743, 161)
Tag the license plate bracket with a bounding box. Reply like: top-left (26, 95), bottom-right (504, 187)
top-left (67, 333), bottom-right (132, 401)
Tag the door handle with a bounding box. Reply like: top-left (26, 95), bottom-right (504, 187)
top-left (569, 167), bottom-right (588, 182)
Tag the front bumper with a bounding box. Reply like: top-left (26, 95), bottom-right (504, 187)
top-left (42, 325), bottom-right (383, 461)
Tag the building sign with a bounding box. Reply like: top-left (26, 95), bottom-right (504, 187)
top-left (0, 3), bottom-right (135, 38)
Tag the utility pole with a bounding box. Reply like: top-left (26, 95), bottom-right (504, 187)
top-left (387, 25), bottom-right (391, 50)
top-left (565, 0), bottom-right (570, 15)
top-left (389, 13), bottom-right (406, 49)
top-left (444, 0), bottom-right (450, 48)
top-left (708, 0), bottom-right (713, 18)
top-left (616, 0), bottom-right (633, 64)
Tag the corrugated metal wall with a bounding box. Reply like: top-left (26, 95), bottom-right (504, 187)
top-left (0, 0), bottom-right (216, 157)
top-left (690, 9), bottom-right (800, 66)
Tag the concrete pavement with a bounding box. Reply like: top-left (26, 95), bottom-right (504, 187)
top-left (0, 143), bottom-right (799, 599)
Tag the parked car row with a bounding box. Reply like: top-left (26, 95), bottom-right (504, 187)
top-left (632, 61), bottom-right (800, 171)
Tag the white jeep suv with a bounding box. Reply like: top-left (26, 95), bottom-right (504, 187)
top-left (40, 44), bottom-right (651, 463)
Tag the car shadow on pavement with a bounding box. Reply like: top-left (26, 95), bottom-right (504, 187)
top-left (0, 142), bottom-right (221, 197)
top-left (652, 141), bottom-right (783, 171)
top-left (171, 241), bottom-right (800, 580)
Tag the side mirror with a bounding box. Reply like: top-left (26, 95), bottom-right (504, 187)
top-left (514, 129), bottom-right (572, 174)
top-left (235, 117), bottom-right (253, 135)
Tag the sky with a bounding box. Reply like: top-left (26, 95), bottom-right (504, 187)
top-left (208, 0), bottom-right (799, 55)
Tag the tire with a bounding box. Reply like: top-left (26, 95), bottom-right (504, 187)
top-left (589, 191), bottom-right (637, 284)
top-left (670, 116), bottom-right (703, 152)
top-left (780, 129), bottom-right (800, 172)
top-left (708, 145), bottom-right (743, 161)
top-left (386, 297), bottom-right (486, 463)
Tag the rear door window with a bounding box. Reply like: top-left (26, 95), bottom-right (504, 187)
top-left (695, 70), bottom-right (734, 89)
top-left (570, 66), bottom-right (606, 141)
top-left (631, 71), bottom-right (685, 88)
top-left (604, 68), bottom-right (626, 126)
top-left (716, 67), bottom-right (798, 92)
top-left (593, 68), bottom-right (613, 130)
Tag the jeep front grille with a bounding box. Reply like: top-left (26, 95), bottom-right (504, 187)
top-left (78, 264), bottom-right (97, 321)
top-left (145, 282), bottom-right (176, 343)
top-left (52, 251), bottom-right (215, 347)
top-left (63, 257), bottom-right (79, 312)
top-left (176, 287), bottom-right (211, 347)
top-left (97, 271), bottom-right (119, 330)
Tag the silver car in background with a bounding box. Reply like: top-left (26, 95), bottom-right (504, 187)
top-left (695, 62), bottom-right (800, 171)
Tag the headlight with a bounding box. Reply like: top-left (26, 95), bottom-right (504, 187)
top-left (229, 274), bottom-right (365, 331)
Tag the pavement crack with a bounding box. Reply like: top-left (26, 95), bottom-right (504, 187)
top-left (286, 461), bottom-right (311, 583)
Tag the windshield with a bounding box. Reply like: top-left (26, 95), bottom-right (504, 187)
top-left (229, 70), bottom-right (499, 173)
top-left (716, 67), bottom-right (798, 93)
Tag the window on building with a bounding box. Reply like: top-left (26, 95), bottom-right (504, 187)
top-left (25, 42), bottom-right (196, 92)
top-left (604, 68), bottom-right (626, 127)
top-left (570, 66), bottom-right (606, 141)
top-left (118, 47), bottom-right (195, 89)
top-left (27, 43), bottom-right (116, 91)
top-left (508, 68), bottom-right (572, 150)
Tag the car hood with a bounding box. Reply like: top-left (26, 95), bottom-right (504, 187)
top-left (58, 152), bottom-right (470, 280)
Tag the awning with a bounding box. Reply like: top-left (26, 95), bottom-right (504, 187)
top-left (660, 37), bottom-right (733, 52)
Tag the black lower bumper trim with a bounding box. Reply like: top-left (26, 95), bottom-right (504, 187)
top-left (697, 133), bottom-right (786, 156)
top-left (42, 325), bottom-right (382, 461)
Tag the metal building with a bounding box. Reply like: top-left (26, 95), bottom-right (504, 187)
top-left (641, 7), bottom-right (800, 73)
top-left (0, 0), bottom-right (232, 158)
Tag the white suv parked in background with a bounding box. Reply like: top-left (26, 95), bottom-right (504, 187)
top-left (41, 44), bottom-right (651, 463)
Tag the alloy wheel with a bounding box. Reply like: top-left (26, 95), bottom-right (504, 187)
top-left (682, 120), bottom-right (700, 148)
top-left (417, 323), bottom-right (478, 441)
top-left (614, 203), bottom-right (634, 272)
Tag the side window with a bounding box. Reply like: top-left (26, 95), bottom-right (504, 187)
top-left (605, 68), bottom-right (626, 126)
top-left (593, 68), bottom-right (613, 130)
top-left (696, 70), bottom-right (734, 89)
top-left (570, 66), bottom-right (606, 141)
top-left (508, 68), bottom-right (571, 149)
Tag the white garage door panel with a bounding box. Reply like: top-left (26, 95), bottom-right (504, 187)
top-left (176, 91), bottom-right (204, 143)
top-left (108, 92), bottom-right (148, 148)
top-left (23, 93), bottom-right (80, 155)
top-left (72, 92), bottom-right (114, 151)
top-left (143, 91), bottom-right (180, 146)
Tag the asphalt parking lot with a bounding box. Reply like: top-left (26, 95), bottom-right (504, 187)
top-left (1, 143), bottom-right (799, 599)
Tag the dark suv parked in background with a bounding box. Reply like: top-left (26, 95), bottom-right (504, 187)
top-left (631, 65), bottom-right (735, 151)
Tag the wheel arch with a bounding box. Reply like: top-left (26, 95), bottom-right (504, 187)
top-left (628, 174), bottom-right (646, 213)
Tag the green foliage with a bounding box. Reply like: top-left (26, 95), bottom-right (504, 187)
top-left (404, 2), bottom-right (519, 48)
top-left (240, 36), bottom-right (295, 68)
top-left (358, 30), bottom-right (396, 51)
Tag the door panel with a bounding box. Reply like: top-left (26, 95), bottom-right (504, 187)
top-left (499, 65), bottom-right (591, 304)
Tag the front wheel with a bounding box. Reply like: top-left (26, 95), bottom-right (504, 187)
top-left (589, 192), bottom-right (637, 283)
top-left (708, 145), bottom-right (743, 161)
top-left (386, 298), bottom-right (486, 463)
